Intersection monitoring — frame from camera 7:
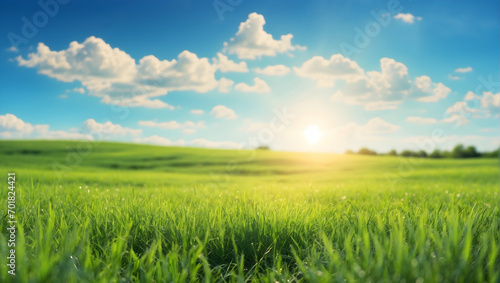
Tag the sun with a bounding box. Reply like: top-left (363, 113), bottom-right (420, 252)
top-left (303, 125), bottom-right (323, 144)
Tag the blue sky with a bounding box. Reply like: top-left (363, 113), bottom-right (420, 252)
top-left (0, 0), bottom-right (498, 153)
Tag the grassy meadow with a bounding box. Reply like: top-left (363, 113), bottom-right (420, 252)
top-left (0, 140), bottom-right (498, 282)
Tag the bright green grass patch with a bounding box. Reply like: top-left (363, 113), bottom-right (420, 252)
top-left (0, 140), bottom-right (498, 282)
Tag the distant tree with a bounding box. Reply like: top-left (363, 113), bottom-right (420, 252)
top-left (482, 148), bottom-right (499, 158)
top-left (387, 149), bottom-right (398, 156)
top-left (357, 147), bottom-right (377, 155)
top-left (345, 149), bottom-right (355, 154)
top-left (400, 150), bottom-right (416, 157)
top-left (442, 150), bottom-right (452, 158)
top-left (256, 145), bottom-right (270, 150)
top-left (429, 149), bottom-right (443, 158)
top-left (416, 150), bottom-right (428, 158)
top-left (451, 144), bottom-right (465, 158)
top-left (464, 146), bottom-right (480, 158)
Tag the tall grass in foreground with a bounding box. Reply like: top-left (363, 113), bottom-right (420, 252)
top-left (1, 179), bottom-right (498, 282)
top-left (0, 141), bottom-right (498, 282)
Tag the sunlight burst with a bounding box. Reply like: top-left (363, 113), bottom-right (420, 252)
top-left (303, 125), bottom-right (323, 144)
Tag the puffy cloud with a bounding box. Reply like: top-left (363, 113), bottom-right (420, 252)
top-left (210, 105), bottom-right (237, 119)
top-left (190, 109), bottom-right (204, 115)
top-left (17, 37), bottom-right (223, 108)
top-left (138, 120), bottom-right (205, 130)
top-left (412, 76), bottom-right (452, 102)
top-left (190, 138), bottom-right (241, 149)
top-left (394, 13), bottom-right (422, 24)
top-left (441, 114), bottom-right (469, 126)
top-left (0, 113), bottom-right (37, 134)
top-left (134, 135), bottom-right (185, 146)
top-left (0, 113), bottom-right (92, 140)
top-left (212, 53), bottom-right (248, 73)
top-left (335, 117), bottom-right (401, 137)
top-left (406, 116), bottom-right (438, 124)
top-left (445, 91), bottom-right (499, 119)
top-left (454, 66), bottom-right (473, 73)
top-left (302, 56), bottom-right (450, 109)
top-left (223, 12), bottom-right (305, 59)
top-left (234, 77), bottom-right (271, 93)
top-left (82, 119), bottom-right (142, 137)
top-left (218, 77), bottom-right (234, 93)
top-left (100, 94), bottom-right (174, 109)
top-left (294, 54), bottom-right (364, 87)
top-left (255, 64), bottom-right (290, 76)
top-left (17, 36), bottom-right (137, 84)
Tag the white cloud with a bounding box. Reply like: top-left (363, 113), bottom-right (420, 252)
top-left (7, 46), bottom-right (18, 52)
top-left (394, 13), bottom-right (422, 24)
top-left (212, 53), bottom-right (248, 73)
top-left (100, 94), bottom-right (174, 109)
top-left (134, 135), bottom-right (185, 146)
top-left (448, 74), bottom-right (461, 80)
top-left (294, 54), bottom-right (364, 87)
top-left (182, 129), bottom-right (196, 134)
top-left (406, 116), bottom-right (438, 124)
top-left (17, 36), bottom-right (223, 108)
top-left (218, 77), bottom-right (234, 93)
top-left (138, 120), bottom-right (205, 130)
top-left (210, 105), bottom-right (237, 119)
top-left (335, 117), bottom-right (401, 137)
top-left (234, 77), bottom-right (271, 93)
top-left (315, 57), bottom-right (450, 109)
top-left (190, 138), bottom-right (241, 149)
top-left (412, 76), bottom-right (451, 102)
top-left (441, 114), bottom-right (469, 126)
top-left (82, 119), bottom-right (142, 137)
top-left (223, 12), bottom-right (305, 59)
top-left (0, 113), bottom-right (38, 135)
top-left (190, 109), bottom-right (204, 115)
top-left (0, 113), bottom-right (92, 140)
top-left (255, 64), bottom-right (290, 76)
top-left (454, 66), bottom-right (473, 73)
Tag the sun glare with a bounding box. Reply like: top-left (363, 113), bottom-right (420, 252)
top-left (303, 125), bottom-right (323, 144)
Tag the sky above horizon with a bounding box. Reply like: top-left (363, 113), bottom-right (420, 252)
top-left (0, 0), bottom-right (498, 153)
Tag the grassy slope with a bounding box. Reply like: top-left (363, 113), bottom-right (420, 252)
top-left (0, 140), bottom-right (498, 282)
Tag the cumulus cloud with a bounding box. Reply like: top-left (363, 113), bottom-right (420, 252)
top-left (223, 12), bottom-right (305, 59)
top-left (454, 66), bottom-right (473, 73)
top-left (406, 116), bottom-right (438, 124)
top-left (17, 36), bottom-right (222, 108)
top-left (297, 55), bottom-right (450, 110)
top-left (446, 91), bottom-right (499, 120)
top-left (190, 138), bottom-right (241, 149)
top-left (210, 105), bottom-right (237, 119)
top-left (138, 120), bottom-right (205, 130)
top-left (212, 53), bottom-right (248, 73)
top-left (335, 117), bottom-right (401, 137)
top-left (234, 77), bottom-right (271, 93)
top-left (218, 77), bottom-right (234, 93)
top-left (0, 113), bottom-right (92, 140)
top-left (190, 109), bottom-right (204, 115)
top-left (394, 13), bottom-right (422, 24)
top-left (82, 119), bottom-right (142, 137)
top-left (294, 54), bottom-right (364, 87)
top-left (255, 64), bottom-right (290, 76)
top-left (134, 135), bottom-right (185, 146)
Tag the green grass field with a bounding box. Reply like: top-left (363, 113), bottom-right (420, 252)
top-left (0, 140), bottom-right (498, 282)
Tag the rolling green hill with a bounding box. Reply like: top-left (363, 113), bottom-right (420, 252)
top-left (0, 140), bottom-right (498, 282)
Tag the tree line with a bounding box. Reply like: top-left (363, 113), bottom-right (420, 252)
top-left (346, 144), bottom-right (499, 158)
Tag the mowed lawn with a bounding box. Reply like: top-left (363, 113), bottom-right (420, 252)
top-left (0, 140), bottom-right (498, 282)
